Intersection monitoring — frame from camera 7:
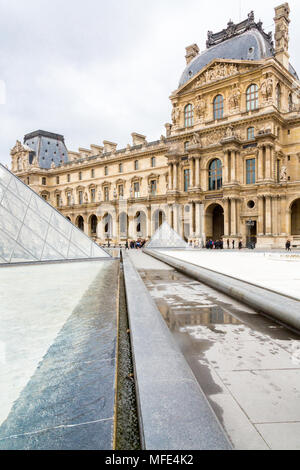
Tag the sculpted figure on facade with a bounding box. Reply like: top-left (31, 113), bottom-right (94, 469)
top-left (195, 95), bottom-right (206, 121)
top-left (191, 132), bottom-right (202, 147)
top-left (280, 165), bottom-right (287, 182)
top-left (261, 76), bottom-right (273, 101)
top-left (229, 84), bottom-right (241, 111)
top-left (275, 21), bottom-right (289, 51)
top-left (172, 105), bottom-right (181, 126)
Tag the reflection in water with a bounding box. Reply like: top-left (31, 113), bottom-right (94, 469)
top-left (159, 302), bottom-right (240, 332)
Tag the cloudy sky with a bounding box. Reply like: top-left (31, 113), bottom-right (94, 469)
top-left (1, 0), bottom-right (300, 166)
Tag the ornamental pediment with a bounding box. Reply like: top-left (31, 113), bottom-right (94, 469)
top-left (10, 140), bottom-right (31, 155)
top-left (175, 60), bottom-right (261, 95)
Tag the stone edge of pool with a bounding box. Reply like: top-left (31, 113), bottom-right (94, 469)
top-left (122, 251), bottom-right (232, 451)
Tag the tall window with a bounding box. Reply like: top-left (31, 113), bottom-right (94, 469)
top-left (246, 159), bottom-right (256, 185)
top-left (184, 141), bottom-right (189, 152)
top-left (209, 159), bottom-right (222, 191)
top-left (79, 172), bottom-right (82, 181)
top-left (104, 166), bottom-right (108, 176)
top-left (56, 194), bottom-right (61, 207)
top-left (67, 174), bottom-right (70, 183)
top-left (104, 187), bottom-right (109, 201)
top-left (56, 176), bottom-right (60, 185)
top-left (276, 83), bottom-right (281, 110)
top-left (246, 84), bottom-right (259, 111)
top-left (118, 185), bottom-right (124, 198)
top-left (42, 177), bottom-right (47, 186)
top-left (134, 160), bottom-right (139, 171)
top-left (134, 182), bottom-right (140, 197)
top-left (151, 157), bottom-right (156, 168)
top-left (150, 180), bottom-right (157, 194)
top-left (91, 188), bottom-right (95, 202)
top-left (91, 169), bottom-right (95, 178)
top-left (79, 191), bottom-right (83, 205)
top-left (247, 127), bottom-right (255, 140)
top-left (184, 104), bottom-right (193, 127)
top-left (184, 169), bottom-right (190, 192)
top-left (67, 192), bottom-right (71, 206)
top-left (213, 95), bottom-right (224, 120)
top-left (119, 163), bottom-right (123, 173)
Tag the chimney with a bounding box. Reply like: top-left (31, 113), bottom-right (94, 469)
top-left (185, 44), bottom-right (199, 65)
top-left (274, 3), bottom-right (290, 69)
top-left (131, 133), bottom-right (147, 146)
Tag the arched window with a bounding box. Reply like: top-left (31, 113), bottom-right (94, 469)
top-left (90, 215), bottom-right (98, 235)
top-left (184, 104), bottom-right (194, 127)
top-left (213, 95), bottom-right (224, 120)
top-left (246, 84), bottom-right (258, 111)
top-left (289, 93), bottom-right (294, 112)
top-left (247, 127), bottom-right (255, 140)
top-left (276, 83), bottom-right (281, 110)
top-left (209, 159), bottom-right (222, 191)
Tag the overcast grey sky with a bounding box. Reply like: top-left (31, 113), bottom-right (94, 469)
top-left (1, 0), bottom-right (300, 166)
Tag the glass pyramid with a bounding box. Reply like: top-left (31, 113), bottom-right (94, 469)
top-left (146, 221), bottom-right (188, 249)
top-left (0, 164), bottom-right (110, 263)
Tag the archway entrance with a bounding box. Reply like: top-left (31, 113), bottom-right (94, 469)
top-left (135, 211), bottom-right (146, 237)
top-left (291, 199), bottom-right (300, 235)
top-left (103, 213), bottom-right (113, 239)
top-left (205, 204), bottom-right (224, 241)
top-left (90, 215), bottom-right (98, 236)
top-left (76, 216), bottom-right (84, 232)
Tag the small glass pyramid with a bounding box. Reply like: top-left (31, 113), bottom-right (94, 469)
top-left (146, 221), bottom-right (188, 249)
top-left (0, 164), bottom-right (110, 263)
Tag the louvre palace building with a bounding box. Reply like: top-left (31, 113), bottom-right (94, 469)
top-left (10, 3), bottom-right (300, 248)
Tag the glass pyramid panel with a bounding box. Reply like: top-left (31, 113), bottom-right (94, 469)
top-left (0, 163), bottom-right (110, 264)
top-left (146, 221), bottom-right (188, 249)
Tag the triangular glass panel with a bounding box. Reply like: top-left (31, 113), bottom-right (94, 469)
top-left (0, 165), bottom-right (11, 187)
top-left (41, 243), bottom-right (65, 261)
top-left (49, 211), bottom-right (72, 240)
top-left (45, 226), bottom-right (70, 258)
top-left (146, 221), bottom-right (188, 249)
top-left (1, 188), bottom-right (28, 223)
top-left (0, 205), bottom-right (22, 239)
top-left (0, 229), bottom-right (16, 262)
top-left (70, 227), bottom-right (93, 256)
top-left (17, 224), bottom-right (45, 260)
top-left (67, 244), bottom-right (90, 260)
top-left (10, 242), bottom-right (38, 263)
top-left (0, 164), bottom-right (110, 263)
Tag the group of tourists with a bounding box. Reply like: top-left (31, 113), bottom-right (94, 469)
top-left (125, 239), bottom-right (147, 250)
top-left (205, 240), bottom-right (224, 250)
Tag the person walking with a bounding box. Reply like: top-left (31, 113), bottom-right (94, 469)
top-left (232, 240), bottom-right (235, 250)
top-left (227, 239), bottom-right (230, 250)
top-left (286, 240), bottom-right (291, 252)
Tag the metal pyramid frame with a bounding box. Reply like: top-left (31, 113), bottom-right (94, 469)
top-left (0, 164), bottom-right (110, 264)
top-left (146, 221), bottom-right (188, 249)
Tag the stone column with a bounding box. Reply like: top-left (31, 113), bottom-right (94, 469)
top-left (195, 202), bottom-right (203, 238)
top-left (224, 198), bottom-right (230, 237)
top-left (257, 196), bottom-right (264, 236)
top-left (230, 198), bottom-right (236, 236)
top-left (173, 204), bottom-right (179, 234)
top-left (236, 198), bottom-right (241, 236)
top-left (265, 196), bottom-right (272, 235)
top-left (147, 206), bottom-right (152, 238)
top-left (168, 164), bottom-right (173, 191)
top-left (272, 196), bottom-right (278, 235)
top-left (174, 163), bottom-right (179, 190)
top-left (223, 150), bottom-right (229, 184)
top-left (195, 157), bottom-right (200, 188)
top-left (128, 215), bottom-right (134, 239)
top-left (280, 196), bottom-right (287, 235)
top-left (97, 216), bottom-right (103, 240)
top-left (286, 208), bottom-right (292, 236)
top-left (258, 146), bottom-right (264, 181)
top-left (231, 150), bottom-right (236, 183)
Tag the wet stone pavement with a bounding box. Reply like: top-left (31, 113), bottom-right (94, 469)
top-left (129, 251), bottom-right (300, 450)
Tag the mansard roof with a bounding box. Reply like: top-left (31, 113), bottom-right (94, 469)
top-left (179, 11), bottom-right (298, 87)
top-left (23, 130), bottom-right (69, 170)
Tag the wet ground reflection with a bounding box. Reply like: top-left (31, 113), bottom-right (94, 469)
top-left (139, 268), bottom-right (300, 450)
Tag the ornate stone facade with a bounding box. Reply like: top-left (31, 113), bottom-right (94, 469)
top-left (10, 3), bottom-right (300, 248)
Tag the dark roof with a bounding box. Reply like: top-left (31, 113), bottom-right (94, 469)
top-left (24, 131), bottom-right (69, 170)
top-left (179, 12), bottom-right (298, 87)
